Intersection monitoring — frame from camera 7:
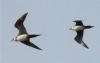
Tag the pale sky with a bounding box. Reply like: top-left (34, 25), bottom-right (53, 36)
top-left (1, 0), bottom-right (100, 63)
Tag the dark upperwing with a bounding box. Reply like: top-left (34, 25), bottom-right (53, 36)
top-left (21, 40), bottom-right (42, 50)
top-left (73, 20), bottom-right (83, 26)
top-left (15, 13), bottom-right (28, 35)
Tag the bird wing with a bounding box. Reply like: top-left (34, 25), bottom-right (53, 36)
top-left (21, 40), bottom-right (42, 50)
top-left (74, 30), bottom-right (84, 44)
top-left (15, 13), bottom-right (28, 35)
top-left (81, 40), bottom-right (89, 49)
top-left (74, 30), bottom-right (89, 49)
top-left (73, 20), bottom-right (83, 26)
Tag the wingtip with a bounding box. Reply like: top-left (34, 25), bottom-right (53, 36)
top-left (24, 12), bottom-right (28, 15)
top-left (84, 45), bottom-right (89, 49)
top-left (35, 47), bottom-right (42, 50)
top-left (19, 12), bottom-right (28, 20)
top-left (73, 20), bottom-right (82, 22)
top-left (81, 42), bottom-right (89, 49)
top-left (38, 48), bottom-right (43, 50)
top-left (72, 20), bottom-right (76, 22)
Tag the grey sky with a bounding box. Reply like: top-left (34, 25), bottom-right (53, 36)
top-left (1, 0), bottom-right (100, 63)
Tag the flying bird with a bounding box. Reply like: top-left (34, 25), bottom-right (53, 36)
top-left (12, 12), bottom-right (42, 50)
top-left (70, 20), bottom-right (94, 49)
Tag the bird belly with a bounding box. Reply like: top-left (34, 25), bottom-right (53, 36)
top-left (17, 34), bottom-right (28, 41)
top-left (73, 26), bottom-right (84, 31)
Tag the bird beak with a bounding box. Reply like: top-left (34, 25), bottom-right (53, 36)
top-left (11, 39), bottom-right (14, 41)
top-left (69, 28), bottom-right (72, 30)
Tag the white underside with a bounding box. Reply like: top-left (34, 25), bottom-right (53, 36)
top-left (71, 26), bottom-right (84, 31)
top-left (16, 34), bottom-right (28, 41)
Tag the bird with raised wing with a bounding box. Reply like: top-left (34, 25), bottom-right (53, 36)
top-left (12, 12), bottom-right (42, 50)
top-left (70, 20), bottom-right (94, 49)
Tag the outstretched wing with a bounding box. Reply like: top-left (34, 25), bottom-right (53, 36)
top-left (21, 40), bottom-right (42, 50)
top-left (74, 30), bottom-right (89, 49)
top-left (81, 41), bottom-right (89, 49)
top-left (74, 30), bottom-right (84, 44)
top-left (15, 13), bottom-right (28, 35)
top-left (73, 20), bottom-right (83, 26)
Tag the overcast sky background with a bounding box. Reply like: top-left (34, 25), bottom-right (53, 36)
top-left (1, 0), bottom-right (100, 63)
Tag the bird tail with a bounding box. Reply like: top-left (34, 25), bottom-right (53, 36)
top-left (28, 34), bottom-right (41, 38)
top-left (81, 41), bottom-right (89, 49)
top-left (84, 26), bottom-right (94, 29)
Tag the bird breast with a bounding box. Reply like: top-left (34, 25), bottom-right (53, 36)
top-left (16, 34), bottom-right (28, 41)
top-left (72, 26), bottom-right (84, 31)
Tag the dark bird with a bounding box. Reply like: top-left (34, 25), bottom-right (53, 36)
top-left (12, 12), bottom-right (42, 50)
top-left (70, 20), bottom-right (94, 49)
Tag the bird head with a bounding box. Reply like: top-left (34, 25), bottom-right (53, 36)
top-left (11, 37), bottom-right (17, 41)
top-left (69, 26), bottom-right (74, 30)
